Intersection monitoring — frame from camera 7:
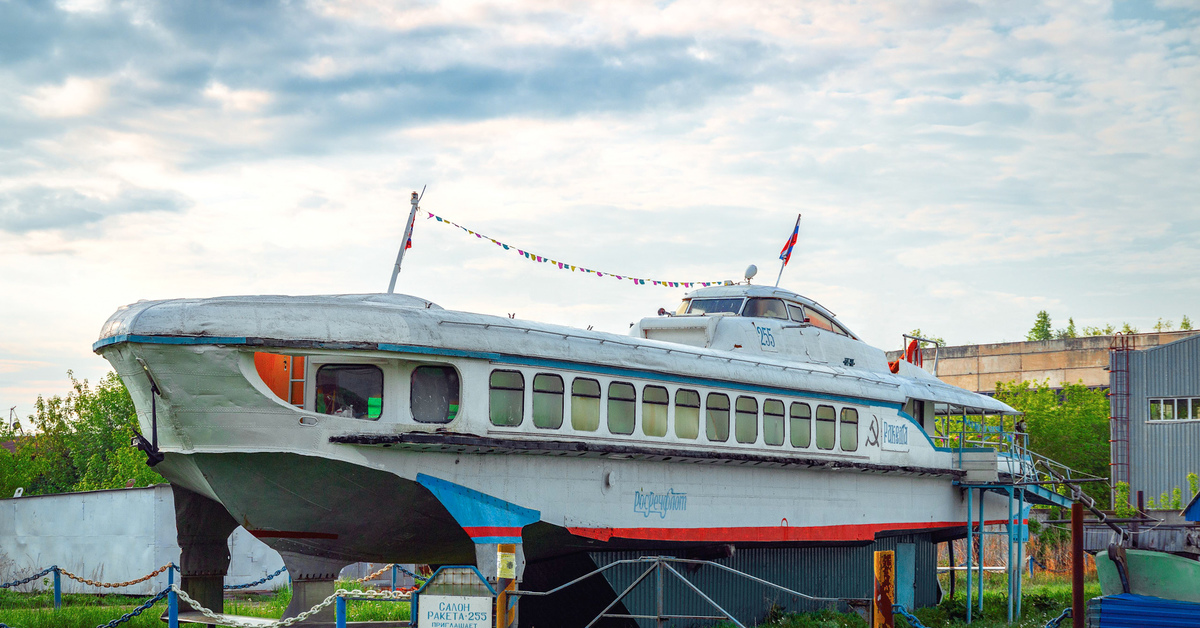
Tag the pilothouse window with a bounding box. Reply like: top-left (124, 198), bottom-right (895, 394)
top-left (743, 298), bottom-right (788, 320)
top-left (687, 298), bottom-right (743, 315)
top-left (316, 365), bottom-right (383, 420)
top-left (840, 408), bottom-right (859, 452)
top-left (410, 365), bottom-right (459, 423)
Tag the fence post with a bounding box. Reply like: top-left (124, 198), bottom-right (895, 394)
top-left (336, 594), bottom-right (347, 628)
top-left (392, 564), bottom-right (397, 592)
top-left (168, 564), bottom-right (178, 628)
top-left (53, 566), bottom-right (61, 610)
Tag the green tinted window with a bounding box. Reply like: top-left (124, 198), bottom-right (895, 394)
top-left (763, 399), bottom-right (785, 446)
top-left (571, 378), bottom-right (601, 431)
top-left (608, 382), bottom-right (636, 435)
top-left (675, 389), bottom-right (700, 439)
top-left (790, 403), bottom-right (811, 448)
top-left (735, 396), bottom-right (758, 444)
top-left (532, 373), bottom-right (564, 429)
top-left (489, 370), bottom-right (524, 426)
top-left (642, 386), bottom-right (668, 437)
top-left (840, 408), bottom-right (859, 452)
top-left (815, 405), bottom-right (836, 450)
top-left (315, 364), bottom-right (383, 420)
top-left (706, 393), bottom-right (730, 442)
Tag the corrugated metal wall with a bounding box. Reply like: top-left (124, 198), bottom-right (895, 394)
top-left (1128, 335), bottom-right (1200, 504)
top-left (590, 534), bottom-right (938, 627)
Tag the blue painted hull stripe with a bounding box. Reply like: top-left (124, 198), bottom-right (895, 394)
top-left (96, 334), bottom-right (901, 409)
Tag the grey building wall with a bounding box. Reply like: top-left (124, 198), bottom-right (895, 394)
top-left (1124, 334), bottom-right (1200, 503)
top-left (0, 484), bottom-right (286, 595)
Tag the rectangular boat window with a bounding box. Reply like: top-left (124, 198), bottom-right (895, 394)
top-left (840, 407), bottom-right (859, 452)
top-left (1149, 399), bottom-right (1160, 420)
top-left (735, 396), bottom-right (758, 443)
top-left (642, 385), bottom-right (669, 437)
top-left (410, 365), bottom-right (460, 423)
top-left (572, 378), bottom-right (601, 431)
top-left (608, 382), bottom-right (636, 435)
top-left (815, 404), bottom-right (836, 450)
top-left (533, 373), bottom-right (564, 429)
top-left (792, 403), bottom-right (811, 446)
top-left (763, 399), bottom-right (785, 446)
top-left (743, 298), bottom-right (788, 320)
top-left (316, 365), bottom-right (383, 420)
top-left (688, 298), bottom-right (743, 315)
top-left (489, 370), bottom-right (524, 427)
top-left (706, 393), bottom-right (730, 442)
top-left (675, 389), bottom-right (700, 439)
top-left (787, 304), bottom-right (806, 323)
top-left (790, 403), bottom-right (811, 448)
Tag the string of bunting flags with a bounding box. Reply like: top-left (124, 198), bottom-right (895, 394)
top-left (422, 211), bottom-right (729, 288)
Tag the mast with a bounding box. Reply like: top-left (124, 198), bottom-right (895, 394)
top-left (387, 190), bottom-right (422, 294)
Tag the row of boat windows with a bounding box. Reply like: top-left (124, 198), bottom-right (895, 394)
top-left (679, 297), bottom-right (852, 337)
top-left (489, 370), bottom-right (860, 451)
top-left (301, 362), bottom-right (859, 451)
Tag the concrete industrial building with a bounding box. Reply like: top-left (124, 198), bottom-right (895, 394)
top-left (887, 330), bottom-right (1200, 394)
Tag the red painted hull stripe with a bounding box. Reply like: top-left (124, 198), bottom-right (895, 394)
top-left (567, 519), bottom-right (1009, 543)
top-left (249, 530), bottom-right (339, 540)
top-left (462, 526), bottom-right (523, 537)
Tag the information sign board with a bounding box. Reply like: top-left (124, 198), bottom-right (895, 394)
top-left (418, 595), bottom-right (493, 628)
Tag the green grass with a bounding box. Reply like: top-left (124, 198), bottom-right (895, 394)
top-left (751, 576), bottom-right (1102, 628)
top-left (0, 580), bottom-right (409, 628)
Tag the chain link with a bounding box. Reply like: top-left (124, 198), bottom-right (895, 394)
top-left (354, 563), bottom-right (394, 583)
top-left (892, 604), bottom-right (929, 628)
top-left (225, 565), bottom-right (288, 590)
top-left (1045, 607), bottom-right (1072, 628)
top-left (60, 564), bottom-right (172, 589)
top-left (93, 587), bottom-right (171, 628)
top-left (0, 565), bottom-right (56, 589)
top-left (172, 584), bottom-right (409, 628)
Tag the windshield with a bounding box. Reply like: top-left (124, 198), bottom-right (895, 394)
top-left (687, 298), bottom-right (744, 315)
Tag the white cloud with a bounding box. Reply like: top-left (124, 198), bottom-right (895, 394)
top-left (23, 77), bottom-right (109, 118)
top-left (203, 82), bottom-right (273, 113)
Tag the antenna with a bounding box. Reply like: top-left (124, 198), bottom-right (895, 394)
top-left (387, 185), bottom-right (426, 294)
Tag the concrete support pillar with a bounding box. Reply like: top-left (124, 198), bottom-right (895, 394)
top-left (279, 552), bottom-right (351, 625)
top-left (171, 484), bottom-right (239, 624)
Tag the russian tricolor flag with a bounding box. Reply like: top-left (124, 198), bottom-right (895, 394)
top-left (779, 214), bottom-right (802, 266)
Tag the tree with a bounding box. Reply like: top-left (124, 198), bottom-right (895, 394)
top-left (1121, 322), bottom-right (1139, 334)
top-left (0, 372), bottom-right (164, 498)
top-left (1027, 311), bottom-right (1053, 341)
top-left (994, 379), bottom-right (1111, 508)
top-left (908, 328), bottom-right (945, 348)
top-left (1154, 318), bottom-right (1174, 332)
top-left (1055, 317), bottom-right (1078, 339)
top-left (1182, 315), bottom-right (1193, 331)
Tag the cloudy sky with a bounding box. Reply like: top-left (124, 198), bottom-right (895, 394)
top-left (1, 0), bottom-right (1197, 419)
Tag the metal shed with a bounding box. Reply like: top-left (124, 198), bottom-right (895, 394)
top-left (1110, 334), bottom-right (1200, 505)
